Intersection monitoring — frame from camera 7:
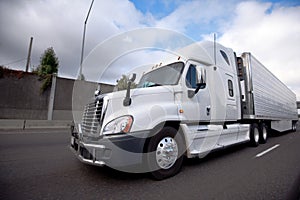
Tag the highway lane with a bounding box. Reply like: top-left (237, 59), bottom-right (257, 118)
top-left (0, 128), bottom-right (300, 200)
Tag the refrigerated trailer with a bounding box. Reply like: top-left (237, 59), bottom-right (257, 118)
top-left (240, 53), bottom-right (297, 131)
top-left (71, 41), bottom-right (298, 179)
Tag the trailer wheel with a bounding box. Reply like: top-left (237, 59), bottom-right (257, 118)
top-left (292, 122), bottom-right (297, 132)
top-left (259, 123), bottom-right (268, 144)
top-left (250, 124), bottom-right (260, 147)
top-left (147, 127), bottom-right (184, 180)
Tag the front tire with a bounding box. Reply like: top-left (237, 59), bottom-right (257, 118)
top-left (147, 127), bottom-right (185, 180)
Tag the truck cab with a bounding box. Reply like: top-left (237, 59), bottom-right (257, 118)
top-left (70, 41), bottom-right (297, 179)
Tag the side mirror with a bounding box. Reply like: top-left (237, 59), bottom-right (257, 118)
top-left (195, 67), bottom-right (206, 94)
top-left (123, 73), bottom-right (136, 106)
top-left (188, 67), bottom-right (206, 98)
top-left (129, 73), bottom-right (136, 82)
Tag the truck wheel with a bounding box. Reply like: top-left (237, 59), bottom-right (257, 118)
top-left (292, 122), bottom-right (297, 132)
top-left (250, 124), bottom-right (260, 147)
top-left (147, 127), bottom-right (185, 180)
top-left (259, 123), bottom-right (268, 144)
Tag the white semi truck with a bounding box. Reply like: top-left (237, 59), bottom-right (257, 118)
top-left (71, 41), bottom-right (298, 179)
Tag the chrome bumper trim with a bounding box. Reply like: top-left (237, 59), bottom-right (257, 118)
top-left (70, 140), bottom-right (106, 167)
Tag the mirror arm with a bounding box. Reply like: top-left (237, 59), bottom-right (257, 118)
top-left (123, 81), bottom-right (132, 106)
top-left (195, 84), bottom-right (201, 94)
top-left (189, 83), bottom-right (206, 98)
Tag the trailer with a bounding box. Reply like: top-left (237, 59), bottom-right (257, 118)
top-left (240, 52), bottom-right (298, 131)
top-left (70, 41), bottom-right (298, 179)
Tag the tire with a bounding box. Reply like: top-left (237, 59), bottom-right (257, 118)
top-left (250, 123), bottom-right (260, 147)
top-left (292, 122), bottom-right (297, 132)
top-left (259, 123), bottom-right (268, 144)
top-left (147, 127), bottom-right (185, 180)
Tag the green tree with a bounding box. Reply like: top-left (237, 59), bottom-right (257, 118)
top-left (36, 47), bottom-right (59, 92)
top-left (116, 74), bottom-right (137, 91)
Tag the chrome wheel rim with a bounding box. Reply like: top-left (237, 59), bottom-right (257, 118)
top-left (293, 124), bottom-right (296, 131)
top-left (156, 137), bottom-right (178, 169)
top-left (262, 127), bottom-right (267, 140)
top-left (254, 128), bottom-right (259, 143)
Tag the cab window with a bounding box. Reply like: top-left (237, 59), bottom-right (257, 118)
top-left (228, 79), bottom-right (234, 97)
top-left (220, 50), bottom-right (230, 66)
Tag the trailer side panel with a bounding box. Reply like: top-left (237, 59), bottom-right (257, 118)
top-left (241, 53), bottom-right (297, 121)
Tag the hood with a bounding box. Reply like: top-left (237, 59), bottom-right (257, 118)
top-left (102, 86), bottom-right (175, 101)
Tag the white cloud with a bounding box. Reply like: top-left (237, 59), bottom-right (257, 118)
top-left (0, 0), bottom-right (148, 77)
top-left (0, 0), bottom-right (91, 75)
top-left (218, 1), bottom-right (300, 100)
top-left (1, 0), bottom-right (299, 101)
top-left (82, 28), bottom-right (194, 83)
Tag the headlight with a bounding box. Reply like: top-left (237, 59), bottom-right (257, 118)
top-left (103, 115), bottom-right (133, 135)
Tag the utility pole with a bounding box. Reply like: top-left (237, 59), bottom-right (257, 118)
top-left (25, 37), bottom-right (33, 72)
top-left (79, 0), bottom-right (94, 80)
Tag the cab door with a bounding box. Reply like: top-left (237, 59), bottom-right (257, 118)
top-left (177, 61), bottom-right (217, 156)
top-left (179, 61), bottom-right (211, 122)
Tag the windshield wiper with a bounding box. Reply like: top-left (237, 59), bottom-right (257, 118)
top-left (148, 83), bottom-right (162, 87)
top-left (140, 81), bottom-right (162, 88)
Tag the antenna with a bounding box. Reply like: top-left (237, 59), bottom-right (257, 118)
top-left (214, 33), bottom-right (217, 66)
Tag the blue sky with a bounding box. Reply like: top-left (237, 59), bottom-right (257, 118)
top-left (131, 0), bottom-right (300, 16)
top-left (130, 0), bottom-right (300, 40)
top-left (0, 0), bottom-right (300, 99)
top-left (130, 0), bottom-right (179, 18)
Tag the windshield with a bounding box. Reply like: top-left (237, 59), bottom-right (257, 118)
top-left (137, 62), bottom-right (184, 88)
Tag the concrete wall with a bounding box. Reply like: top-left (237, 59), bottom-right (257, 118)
top-left (52, 77), bottom-right (74, 120)
top-left (0, 71), bottom-right (114, 121)
top-left (0, 73), bottom-right (50, 119)
top-left (53, 78), bottom-right (114, 120)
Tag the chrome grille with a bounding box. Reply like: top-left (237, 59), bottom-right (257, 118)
top-left (81, 99), bottom-right (103, 136)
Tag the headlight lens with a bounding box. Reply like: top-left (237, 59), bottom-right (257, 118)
top-left (103, 115), bottom-right (133, 135)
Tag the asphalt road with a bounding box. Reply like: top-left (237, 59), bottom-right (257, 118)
top-left (0, 128), bottom-right (300, 200)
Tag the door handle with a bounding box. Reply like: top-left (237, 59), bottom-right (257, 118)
top-left (206, 106), bottom-right (211, 116)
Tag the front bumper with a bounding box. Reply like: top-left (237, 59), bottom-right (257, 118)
top-left (70, 129), bottom-right (150, 170)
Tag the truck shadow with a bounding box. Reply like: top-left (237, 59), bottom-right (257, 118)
top-left (183, 129), bottom-right (297, 167)
top-left (80, 163), bottom-right (149, 181)
top-left (183, 143), bottom-right (249, 167)
top-left (268, 129), bottom-right (296, 137)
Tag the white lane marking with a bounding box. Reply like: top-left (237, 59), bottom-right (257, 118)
top-left (255, 144), bottom-right (280, 158)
